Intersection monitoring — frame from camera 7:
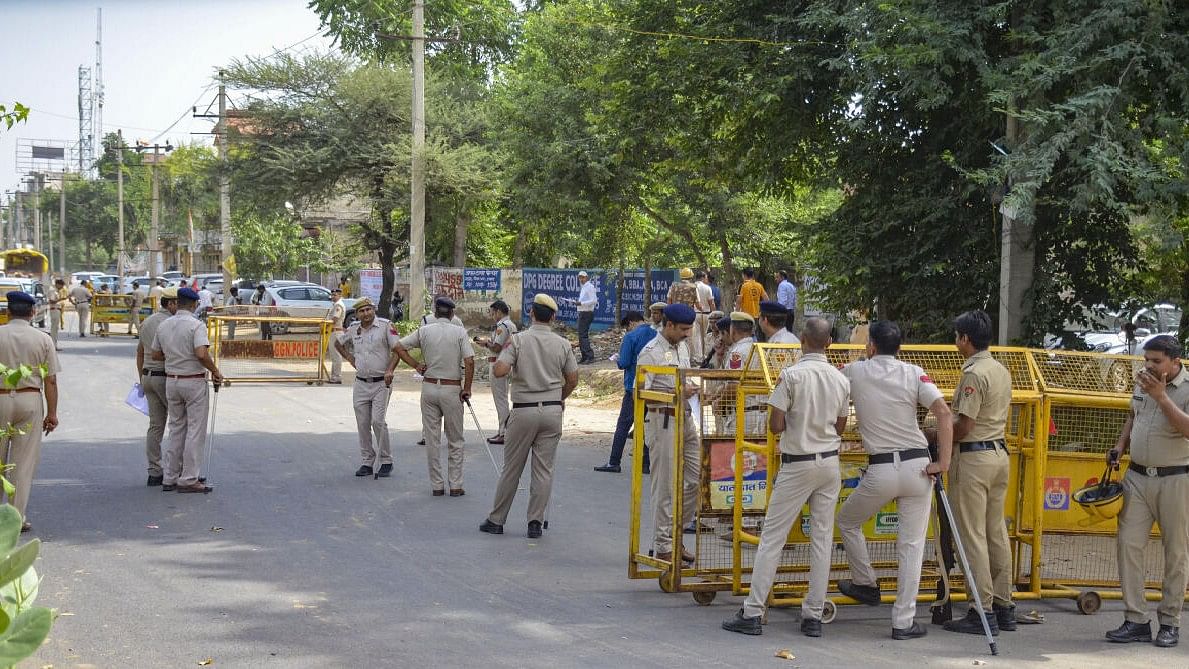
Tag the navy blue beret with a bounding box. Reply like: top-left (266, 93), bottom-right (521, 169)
top-left (178, 287), bottom-right (200, 301)
top-left (663, 303), bottom-right (696, 325)
top-left (5, 291), bottom-right (34, 306)
top-left (434, 296), bottom-right (456, 309)
top-left (759, 300), bottom-right (787, 315)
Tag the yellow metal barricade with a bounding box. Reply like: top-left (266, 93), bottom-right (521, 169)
top-left (91, 295), bottom-right (155, 337)
top-left (208, 306), bottom-right (332, 385)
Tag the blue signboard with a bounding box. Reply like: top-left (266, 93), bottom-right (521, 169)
top-left (521, 269), bottom-right (616, 330)
top-left (619, 269), bottom-right (677, 314)
top-left (463, 269), bottom-right (501, 292)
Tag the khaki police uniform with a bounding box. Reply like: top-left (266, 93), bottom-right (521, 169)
top-left (421, 313), bottom-right (464, 328)
top-left (0, 318), bottom-right (59, 517)
top-left (130, 287), bottom-right (147, 333)
top-left (637, 333), bottom-right (699, 555)
top-left (725, 336), bottom-right (766, 436)
top-left (489, 316), bottom-right (517, 436)
top-left (487, 323), bottom-right (577, 525)
top-left (327, 300), bottom-right (346, 383)
top-left (69, 284), bottom-right (91, 335)
top-left (949, 350), bottom-right (1014, 612)
top-left (668, 280), bottom-right (701, 361)
top-left (151, 309), bottom-right (211, 487)
top-left (348, 317), bottom-right (399, 469)
top-left (400, 319), bottom-right (473, 491)
top-left (745, 353), bottom-right (850, 622)
top-left (48, 286), bottom-right (67, 346)
top-left (695, 280), bottom-right (715, 361)
top-left (839, 355), bottom-right (942, 629)
top-left (1118, 365), bottom-right (1189, 627)
top-left (138, 307), bottom-right (171, 477)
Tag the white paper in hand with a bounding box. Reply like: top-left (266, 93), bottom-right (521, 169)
top-left (688, 395), bottom-right (702, 432)
top-left (125, 383), bottom-right (150, 416)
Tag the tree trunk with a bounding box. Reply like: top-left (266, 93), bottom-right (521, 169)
top-left (714, 225), bottom-right (737, 313)
top-left (452, 207), bottom-right (470, 268)
top-left (379, 238), bottom-right (396, 320)
top-left (634, 197), bottom-right (709, 270)
top-left (643, 255), bottom-right (652, 306)
top-left (512, 222), bottom-right (526, 269)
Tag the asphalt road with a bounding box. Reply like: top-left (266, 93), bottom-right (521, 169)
top-left (25, 334), bottom-right (1184, 667)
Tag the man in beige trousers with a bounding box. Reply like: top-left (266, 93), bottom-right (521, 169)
top-left (135, 287), bottom-right (178, 487)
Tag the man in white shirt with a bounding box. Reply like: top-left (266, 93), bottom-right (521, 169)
top-left (197, 285), bottom-right (215, 319)
top-left (576, 270), bottom-right (598, 364)
top-left (722, 317), bottom-right (849, 638)
top-left (694, 270), bottom-right (716, 362)
top-left (835, 320), bottom-right (953, 640)
top-left (758, 301), bottom-right (800, 344)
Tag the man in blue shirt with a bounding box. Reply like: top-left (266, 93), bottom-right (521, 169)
top-left (776, 270), bottom-right (797, 317)
top-left (707, 273), bottom-right (723, 315)
top-left (595, 310), bottom-right (655, 473)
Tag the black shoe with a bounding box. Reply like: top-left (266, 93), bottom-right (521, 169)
top-left (801, 617), bottom-right (822, 637)
top-left (1155, 624), bottom-right (1179, 648)
top-left (375, 463), bottom-right (393, 478)
top-left (147, 475), bottom-right (163, 487)
top-left (944, 608), bottom-right (998, 636)
top-left (838, 579), bottom-right (881, 606)
top-left (417, 439), bottom-right (425, 446)
top-left (892, 622), bottom-right (928, 640)
top-left (543, 520), bottom-right (549, 530)
top-left (162, 484), bottom-right (176, 492)
top-left (480, 519), bottom-right (504, 535)
top-left (722, 608), bottom-right (762, 635)
top-left (1106, 620), bottom-right (1152, 643)
top-left (594, 463), bottom-right (621, 473)
top-left (355, 465), bottom-right (373, 477)
top-left (993, 603), bottom-right (1017, 631)
top-left (642, 463), bottom-right (650, 475)
top-left (527, 520), bottom-right (543, 538)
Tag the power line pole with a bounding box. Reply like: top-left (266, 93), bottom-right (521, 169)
top-left (218, 73), bottom-right (232, 288)
top-left (32, 173), bottom-right (43, 251)
top-left (59, 176), bottom-right (68, 275)
top-left (117, 129), bottom-right (125, 280)
top-left (409, 0), bottom-right (426, 320)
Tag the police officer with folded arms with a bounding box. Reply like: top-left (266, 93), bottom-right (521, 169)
top-left (723, 317), bottom-right (849, 638)
top-left (1105, 334), bottom-right (1189, 648)
top-left (0, 291), bottom-right (60, 532)
top-left (150, 287), bottom-right (222, 494)
top-left (335, 297), bottom-right (399, 478)
top-left (480, 294), bottom-right (578, 538)
top-left (835, 320), bottom-right (953, 640)
top-left (135, 287), bottom-right (179, 487)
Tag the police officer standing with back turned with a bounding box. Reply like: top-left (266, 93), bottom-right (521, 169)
top-left (150, 287), bottom-right (222, 494)
top-left (48, 279), bottom-right (67, 350)
top-left (393, 296), bottom-right (474, 496)
top-left (1105, 334), bottom-right (1189, 648)
top-left (944, 310), bottom-right (1015, 635)
top-left (335, 298), bottom-right (399, 478)
top-left (722, 317), bottom-right (848, 638)
top-left (835, 320), bottom-right (953, 640)
top-left (758, 301), bottom-right (800, 344)
top-left (480, 294), bottom-right (578, 538)
top-left (69, 280), bottom-right (91, 337)
top-left (477, 300), bottom-right (516, 445)
top-left (0, 291), bottom-right (60, 532)
top-left (136, 287), bottom-right (178, 487)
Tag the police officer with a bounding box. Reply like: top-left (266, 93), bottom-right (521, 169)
top-left (252, 284), bottom-right (271, 340)
top-left (334, 298), bottom-right (399, 478)
top-left (476, 300), bottom-right (516, 445)
top-left (129, 280), bottom-right (147, 335)
top-left (150, 287), bottom-right (222, 494)
top-left (135, 287), bottom-right (179, 487)
top-left (48, 279), bottom-right (67, 349)
top-left (758, 301), bottom-right (800, 344)
top-left (327, 288), bottom-right (346, 384)
top-left (668, 268), bottom-right (702, 361)
top-left (0, 291), bottom-right (60, 532)
top-left (1105, 334), bottom-right (1189, 648)
top-left (722, 318), bottom-right (849, 638)
top-left (595, 310), bottom-right (655, 474)
top-left (480, 294), bottom-right (578, 538)
top-left (835, 320), bottom-right (953, 640)
top-left (394, 296), bottom-right (474, 495)
top-left (944, 310), bottom-right (1014, 635)
top-left (69, 280), bottom-right (91, 337)
top-left (634, 303), bottom-right (699, 563)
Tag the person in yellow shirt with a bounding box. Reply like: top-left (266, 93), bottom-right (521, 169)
top-left (737, 268), bottom-right (768, 318)
top-left (339, 277), bottom-right (352, 299)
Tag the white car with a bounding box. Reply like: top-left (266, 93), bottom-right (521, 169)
top-left (257, 281), bottom-right (338, 334)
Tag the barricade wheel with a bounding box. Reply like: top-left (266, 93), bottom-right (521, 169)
top-left (306, 381), bottom-right (314, 386)
top-left (1076, 591), bottom-right (1102, 615)
top-left (692, 591), bottom-right (716, 606)
top-left (658, 573), bottom-right (675, 593)
top-left (821, 600), bottom-right (837, 624)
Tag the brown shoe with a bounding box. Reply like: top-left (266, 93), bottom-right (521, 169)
top-left (449, 489), bottom-right (465, 497)
top-left (681, 547), bottom-right (695, 563)
top-left (177, 483), bottom-right (213, 494)
top-left (655, 551), bottom-right (674, 562)
top-left (432, 489), bottom-right (445, 496)
top-left (486, 435), bottom-right (504, 445)
top-left (20, 521), bottom-right (31, 533)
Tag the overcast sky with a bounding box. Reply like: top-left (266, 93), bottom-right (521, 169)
top-left (1, 0), bottom-right (335, 196)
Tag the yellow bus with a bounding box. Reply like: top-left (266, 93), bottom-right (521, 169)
top-left (0, 248), bottom-right (50, 283)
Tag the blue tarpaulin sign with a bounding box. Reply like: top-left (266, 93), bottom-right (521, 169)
top-left (521, 269), bottom-right (616, 330)
top-left (463, 269), bottom-right (501, 292)
top-left (619, 269), bottom-right (677, 314)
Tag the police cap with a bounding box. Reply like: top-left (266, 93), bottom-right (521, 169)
top-left (663, 303), bottom-right (696, 325)
top-left (5, 291), bottom-right (34, 306)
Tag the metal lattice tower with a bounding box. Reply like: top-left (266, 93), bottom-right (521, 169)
top-left (78, 65), bottom-right (94, 176)
top-left (94, 7), bottom-right (103, 172)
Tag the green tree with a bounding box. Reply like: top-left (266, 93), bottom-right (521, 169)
top-left (0, 102), bottom-right (29, 131)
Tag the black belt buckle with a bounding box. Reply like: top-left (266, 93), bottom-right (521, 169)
top-left (360, 376), bottom-right (385, 383)
top-left (869, 448), bottom-right (930, 465)
top-left (959, 440), bottom-right (1005, 454)
top-left (781, 449), bottom-right (838, 464)
top-left (1130, 461), bottom-right (1189, 478)
top-left (512, 401), bottom-right (563, 409)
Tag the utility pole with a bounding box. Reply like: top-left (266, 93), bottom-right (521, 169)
top-left (33, 173), bottom-right (43, 250)
top-left (218, 73), bottom-right (232, 288)
top-left (116, 129), bottom-right (125, 279)
top-left (46, 211), bottom-right (54, 272)
top-left (13, 192), bottom-right (22, 247)
top-left (59, 176), bottom-right (67, 275)
top-left (409, 0), bottom-right (426, 319)
top-left (135, 142), bottom-right (173, 277)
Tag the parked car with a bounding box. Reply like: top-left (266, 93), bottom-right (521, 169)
top-left (0, 278), bottom-right (48, 327)
top-left (161, 270), bottom-right (185, 282)
top-left (1047, 303), bottom-right (1182, 353)
top-left (257, 281), bottom-right (359, 334)
top-left (71, 271), bottom-right (106, 286)
top-left (91, 275), bottom-right (120, 292)
top-left (186, 273), bottom-right (224, 290)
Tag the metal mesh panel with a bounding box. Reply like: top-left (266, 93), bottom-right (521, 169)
top-left (1031, 350), bottom-right (1141, 396)
top-left (1020, 533), bottom-right (1165, 588)
top-left (209, 312), bottom-right (331, 383)
top-left (1048, 404), bottom-right (1129, 455)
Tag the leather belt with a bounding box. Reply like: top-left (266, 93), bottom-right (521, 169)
top-left (513, 401), bottom-right (563, 408)
top-left (141, 369), bottom-right (167, 377)
top-left (167, 373), bottom-right (206, 380)
top-left (744, 405), bottom-right (765, 412)
top-left (782, 450), bottom-right (839, 463)
top-left (869, 448), bottom-right (931, 465)
top-left (358, 376), bottom-right (385, 383)
top-left (423, 377), bottom-right (461, 386)
top-left (3, 388), bottom-right (41, 394)
top-left (959, 440), bottom-right (1006, 453)
top-left (1129, 462), bottom-right (1189, 478)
